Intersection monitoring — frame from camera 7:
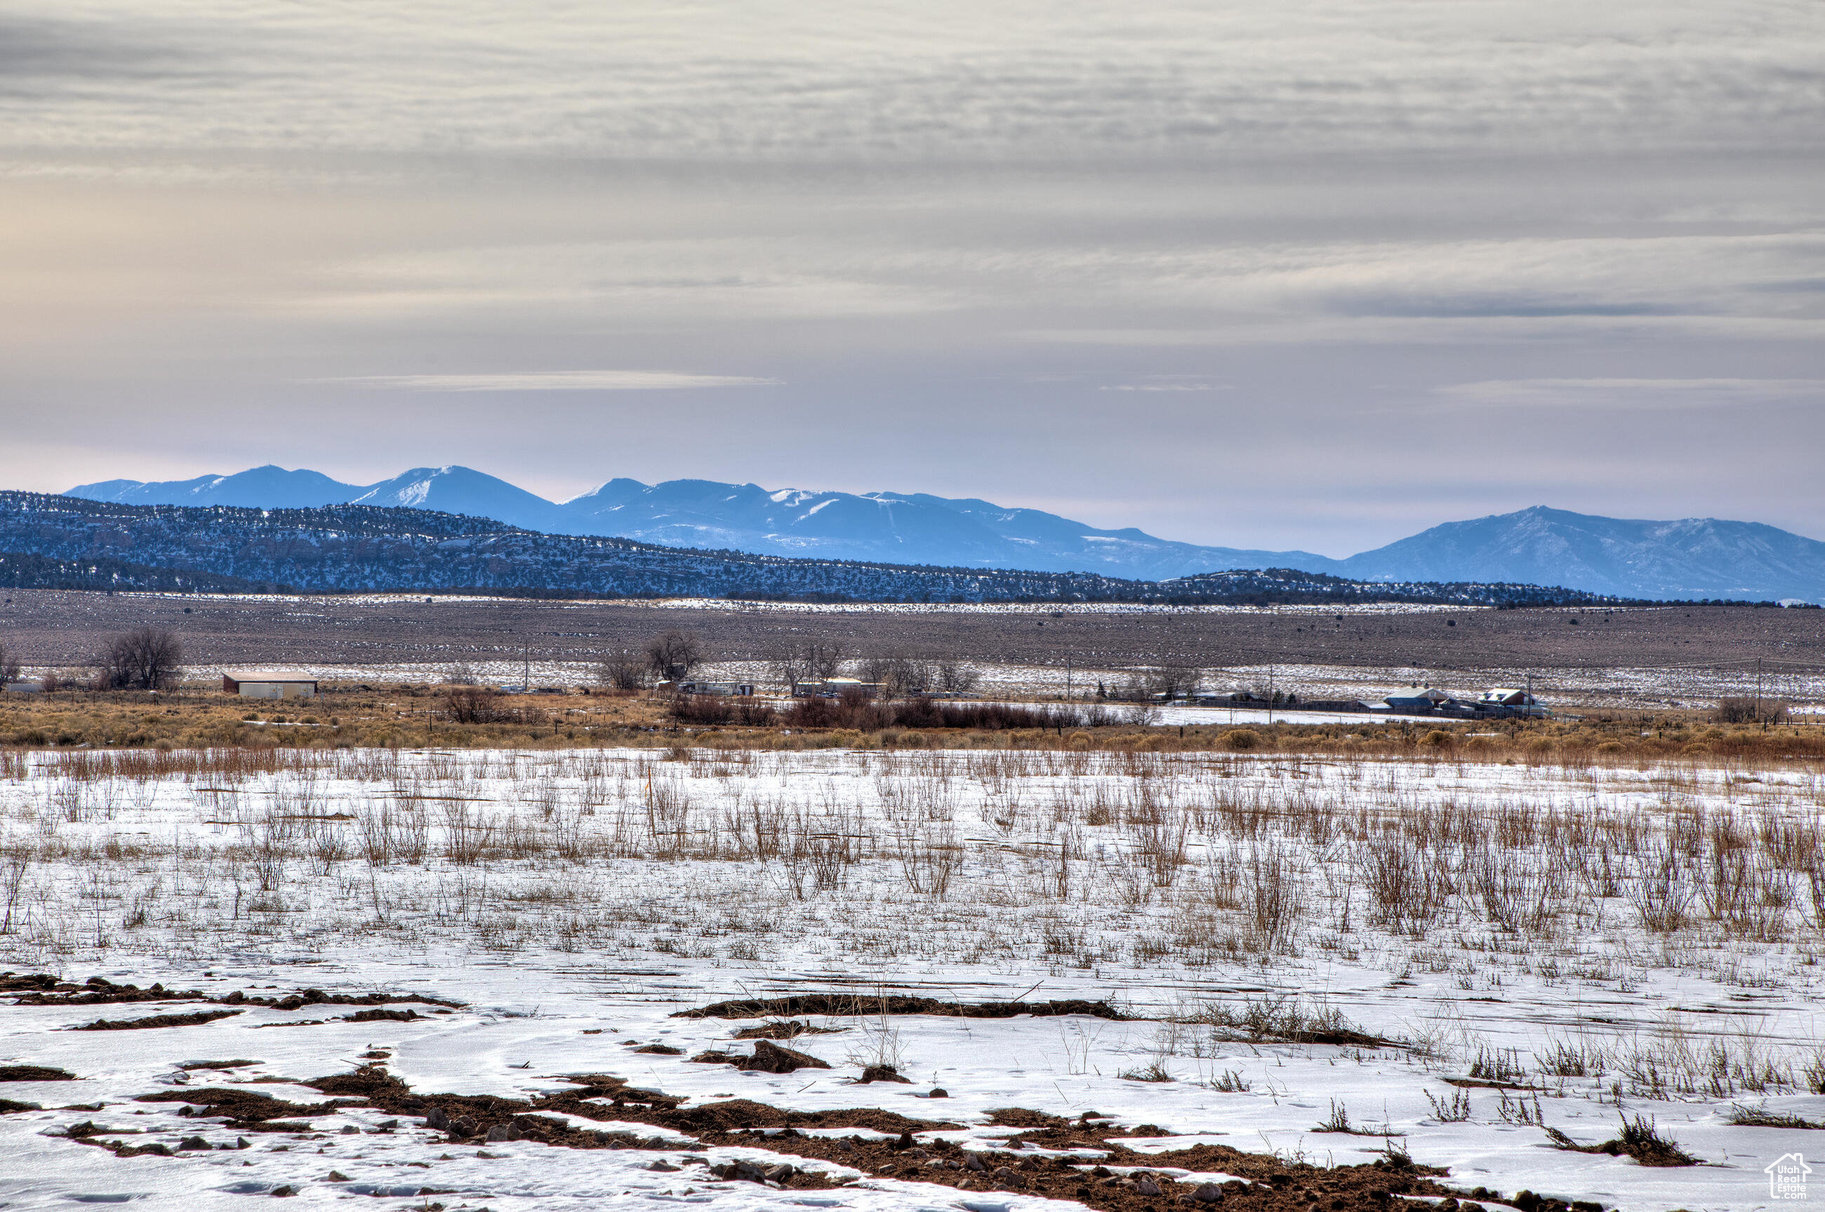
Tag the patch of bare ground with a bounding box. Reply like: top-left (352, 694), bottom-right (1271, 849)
top-left (730, 1018), bottom-right (841, 1040)
top-left (6, 590), bottom-right (1822, 683)
top-left (73, 1009), bottom-right (243, 1030)
top-left (134, 1087), bottom-right (362, 1129)
top-left (2, 972), bottom-right (461, 1011)
top-left (0, 1064), bottom-right (75, 1080)
top-left (688, 1039), bottom-right (830, 1072)
top-left (676, 993), bottom-right (1127, 1020)
top-left (50, 1060), bottom-right (1617, 1211)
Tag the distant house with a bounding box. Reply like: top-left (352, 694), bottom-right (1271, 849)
top-left (1384, 687), bottom-right (1454, 714)
top-left (1475, 687), bottom-right (1549, 718)
top-left (791, 677), bottom-right (885, 699)
top-left (672, 680), bottom-right (755, 697)
top-left (222, 670), bottom-right (319, 700)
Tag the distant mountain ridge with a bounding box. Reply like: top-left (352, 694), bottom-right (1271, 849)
top-left (0, 492), bottom-right (1622, 607)
top-left (67, 465), bottom-right (1327, 580)
top-left (68, 466), bottom-right (1825, 602)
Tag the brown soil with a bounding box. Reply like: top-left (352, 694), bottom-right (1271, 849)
top-left (6, 590), bottom-right (1820, 683)
top-left (176, 1059), bottom-right (259, 1071)
top-left (0, 973), bottom-right (61, 993)
top-left (218, 988), bottom-right (462, 1011)
top-left (4, 974), bottom-right (461, 1011)
top-left (731, 1019), bottom-right (841, 1040)
top-left (8, 977), bottom-right (207, 1006)
top-left (135, 1087), bottom-right (360, 1128)
top-left (677, 994), bottom-right (1127, 1021)
top-left (0, 1064), bottom-right (76, 1080)
top-left (254, 1008), bottom-right (425, 1029)
top-left (0, 1098), bottom-right (43, 1113)
top-left (73, 1009), bottom-right (243, 1031)
top-left (689, 1040), bottom-right (831, 1073)
top-left (66, 1123), bottom-right (252, 1159)
top-left (76, 1062), bottom-right (1615, 1211)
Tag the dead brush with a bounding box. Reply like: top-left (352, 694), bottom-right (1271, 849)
top-left (1123, 797), bottom-right (1188, 888)
top-left (1193, 993), bottom-right (1378, 1046)
top-left (1629, 840), bottom-right (1694, 933)
top-left (1470, 842), bottom-right (1561, 935)
top-left (1535, 1036), bottom-right (1606, 1078)
top-left (1496, 1089), bottom-right (1544, 1126)
top-left (1242, 841), bottom-right (1302, 954)
top-left (643, 774), bottom-right (694, 858)
top-left (440, 799), bottom-right (494, 865)
top-left (1468, 1045), bottom-right (1528, 1086)
top-left (1545, 1114), bottom-right (1698, 1166)
top-left (1356, 830), bottom-right (1449, 935)
top-left (1205, 1068), bottom-right (1250, 1092)
top-left (1423, 1086), bottom-right (1473, 1122)
top-left (0, 843), bottom-right (31, 933)
top-left (888, 816), bottom-right (962, 897)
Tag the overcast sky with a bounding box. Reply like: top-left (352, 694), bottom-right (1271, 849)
top-left (3, 1), bottom-right (1822, 555)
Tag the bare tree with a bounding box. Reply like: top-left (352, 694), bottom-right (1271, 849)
top-left (596, 646), bottom-right (646, 691)
top-left (100, 627), bottom-right (183, 690)
top-left (858, 654), bottom-right (935, 699)
top-left (0, 639), bottom-right (20, 688)
top-left (644, 630), bottom-right (705, 683)
top-left (768, 640), bottom-right (847, 689)
top-left (933, 659), bottom-right (981, 695)
top-left (1147, 664), bottom-right (1202, 701)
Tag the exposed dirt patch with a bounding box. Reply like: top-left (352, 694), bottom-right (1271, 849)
top-left (0, 973), bottom-right (61, 994)
top-left (0, 1097), bottom-right (43, 1113)
top-left (731, 1019), bottom-right (842, 1040)
top-left (0, 1064), bottom-right (76, 1081)
top-left (254, 1007), bottom-right (425, 1029)
top-left (632, 1043), bottom-right (683, 1055)
top-left (176, 1059), bottom-right (259, 1071)
top-left (689, 1040), bottom-right (831, 1073)
top-left (677, 994), bottom-right (1127, 1021)
top-left (8, 976), bottom-right (208, 1007)
top-left (135, 1087), bottom-right (360, 1129)
top-left (65, 1122), bottom-right (253, 1159)
top-left (2, 974), bottom-right (461, 1012)
top-left (74, 1009), bottom-right (244, 1031)
top-left (219, 988), bottom-right (461, 1011)
top-left (98, 1064), bottom-right (1610, 1212)
top-left (855, 1065), bottom-right (912, 1084)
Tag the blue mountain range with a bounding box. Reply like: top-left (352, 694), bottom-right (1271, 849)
top-left (67, 465), bottom-right (1825, 602)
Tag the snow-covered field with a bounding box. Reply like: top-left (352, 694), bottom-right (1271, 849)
top-left (4, 746), bottom-right (1825, 1210)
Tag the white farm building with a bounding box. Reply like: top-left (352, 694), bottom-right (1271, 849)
top-left (221, 670), bottom-right (319, 700)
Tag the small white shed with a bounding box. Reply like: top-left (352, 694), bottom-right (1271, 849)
top-left (222, 670), bottom-right (319, 700)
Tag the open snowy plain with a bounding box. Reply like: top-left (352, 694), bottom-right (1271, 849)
top-left (3, 746), bottom-right (1825, 1210)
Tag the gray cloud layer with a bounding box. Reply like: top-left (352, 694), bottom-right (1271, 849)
top-left (1, 1), bottom-right (1822, 551)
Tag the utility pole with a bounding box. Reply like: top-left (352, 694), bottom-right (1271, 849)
top-left (523, 640), bottom-right (531, 694)
top-left (1755, 657), bottom-right (1763, 723)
